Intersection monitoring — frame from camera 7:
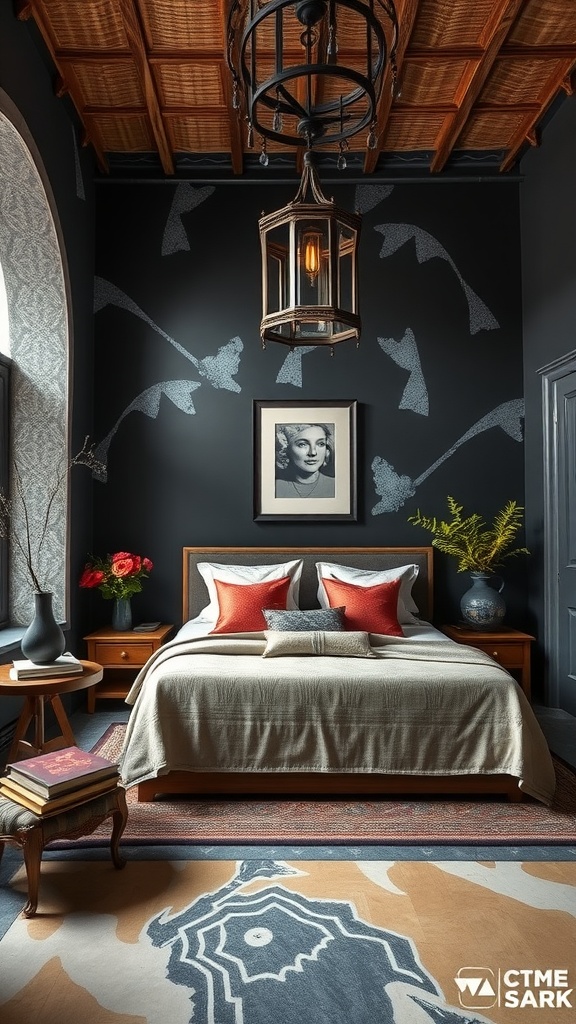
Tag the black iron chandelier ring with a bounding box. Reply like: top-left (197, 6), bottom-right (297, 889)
top-left (228, 0), bottom-right (397, 150)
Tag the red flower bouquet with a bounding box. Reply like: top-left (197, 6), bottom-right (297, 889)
top-left (79, 551), bottom-right (153, 600)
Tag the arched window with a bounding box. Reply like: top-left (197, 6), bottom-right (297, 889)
top-left (0, 95), bottom-right (70, 630)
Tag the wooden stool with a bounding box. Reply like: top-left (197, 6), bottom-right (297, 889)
top-left (0, 787), bottom-right (128, 917)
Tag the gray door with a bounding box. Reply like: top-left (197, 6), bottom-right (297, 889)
top-left (542, 353), bottom-right (576, 715)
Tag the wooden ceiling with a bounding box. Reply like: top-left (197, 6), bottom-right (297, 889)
top-left (17, 0), bottom-right (576, 178)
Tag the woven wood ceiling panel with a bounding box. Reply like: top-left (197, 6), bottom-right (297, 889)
top-left (16, 0), bottom-right (576, 177)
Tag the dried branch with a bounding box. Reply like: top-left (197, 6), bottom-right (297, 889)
top-left (0, 436), bottom-right (106, 593)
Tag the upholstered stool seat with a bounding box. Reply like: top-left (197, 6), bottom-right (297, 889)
top-left (0, 786), bottom-right (128, 917)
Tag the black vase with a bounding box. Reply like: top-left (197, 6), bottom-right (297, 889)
top-left (21, 591), bottom-right (66, 663)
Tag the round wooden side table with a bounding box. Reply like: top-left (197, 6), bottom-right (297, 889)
top-left (0, 660), bottom-right (104, 762)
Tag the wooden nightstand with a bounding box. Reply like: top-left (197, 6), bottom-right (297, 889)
top-left (83, 624), bottom-right (173, 712)
top-left (441, 624), bottom-right (534, 700)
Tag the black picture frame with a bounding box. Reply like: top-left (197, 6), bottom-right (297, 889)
top-left (253, 399), bottom-right (357, 521)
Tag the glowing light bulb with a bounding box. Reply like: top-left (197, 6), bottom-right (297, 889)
top-left (303, 232), bottom-right (321, 283)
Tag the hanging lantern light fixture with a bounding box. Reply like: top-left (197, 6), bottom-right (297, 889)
top-left (259, 150), bottom-right (361, 346)
top-left (227, 0), bottom-right (399, 350)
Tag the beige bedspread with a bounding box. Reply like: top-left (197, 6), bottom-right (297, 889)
top-left (119, 634), bottom-right (556, 804)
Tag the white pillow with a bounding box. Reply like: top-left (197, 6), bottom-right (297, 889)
top-left (197, 560), bottom-right (303, 622)
top-left (316, 561), bottom-right (420, 624)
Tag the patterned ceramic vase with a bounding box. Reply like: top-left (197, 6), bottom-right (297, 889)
top-left (112, 597), bottom-right (132, 631)
top-left (21, 591), bottom-right (66, 663)
top-left (460, 572), bottom-right (506, 631)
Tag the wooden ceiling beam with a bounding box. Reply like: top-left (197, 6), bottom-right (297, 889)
top-left (500, 60), bottom-right (576, 171)
top-left (39, 43), bottom-right (576, 68)
top-left (16, 0), bottom-right (109, 172)
top-left (390, 101), bottom-right (540, 117)
top-left (501, 45), bottom-right (576, 60)
top-left (474, 102), bottom-right (542, 114)
top-left (405, 45), bottom-right (576, 62)
top-left (429, 0), bottom-right (524, 173)
top-left (118, 0), bottom-right (174, 175)
top-left (218, 0), bottom-right (244, 174)
top-left (51, 51), bottom-right (226, 64)
top-left (364, 0), bottom-right (420, 174)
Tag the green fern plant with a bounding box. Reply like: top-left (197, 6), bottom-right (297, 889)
top-left (408, 496), bottom-right (530, 573)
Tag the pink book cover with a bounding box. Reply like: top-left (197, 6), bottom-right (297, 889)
top-left (7, 745), bottom-right (117, 785)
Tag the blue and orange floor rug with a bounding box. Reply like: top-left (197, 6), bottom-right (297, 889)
top-left (1, 851), bottom-right (575, 1024)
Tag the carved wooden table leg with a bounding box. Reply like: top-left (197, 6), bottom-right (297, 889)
top-left (0, 661), bottom-right (104, 761)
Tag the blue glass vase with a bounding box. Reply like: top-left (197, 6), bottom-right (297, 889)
top-left (111, 597), bottom-right (132, 631)
top-left (21, 591), bottom-right (66, 663)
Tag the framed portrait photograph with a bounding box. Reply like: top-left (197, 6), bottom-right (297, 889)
top-left (253, 399), bottom-right (357, 521)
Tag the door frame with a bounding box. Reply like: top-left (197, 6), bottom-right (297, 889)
top-left (539, 348), bottom-right (576, 707)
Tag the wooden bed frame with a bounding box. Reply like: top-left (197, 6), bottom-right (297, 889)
top-left (136, 546), bottom-right (523, 802)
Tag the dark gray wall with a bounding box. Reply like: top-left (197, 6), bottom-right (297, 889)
top-left (520, 96), bottom-right (576, 702)
top-left (92, 178), bottom-right (527, 632)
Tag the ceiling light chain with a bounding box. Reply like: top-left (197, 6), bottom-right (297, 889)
top-left (367, 120), bottom-right (378, 150)
top-left (273, 91), bottom-right (283, 133)
top-left (390, 45), bottom-right (399, 96)
top-left (227, 0), bottom-right (399, 349)
top-left (327, 21), bottom-right (337, 58)
top-left (293, 151), bottom-right (332, 205)
top-left (227, 15), bottom-right (241, 112)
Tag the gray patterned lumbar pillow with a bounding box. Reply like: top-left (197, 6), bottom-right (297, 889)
top-left (262, 606), bottom-right (345, 631)
top-left (262, 630), bottom-right (376, 658)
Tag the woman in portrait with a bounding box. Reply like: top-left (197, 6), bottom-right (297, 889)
top-left (275, 422), bottom-right (335, 498)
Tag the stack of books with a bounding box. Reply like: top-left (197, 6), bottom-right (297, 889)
top-left (0, 745), bottom-right (120, 816)
top-left (9, 652), bottom-right (84, 681)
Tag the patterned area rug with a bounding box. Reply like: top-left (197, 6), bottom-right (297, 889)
top-left (2, 857), bottom-right (576, 1024)
top-left (55, 723), bottom-right (576, 847)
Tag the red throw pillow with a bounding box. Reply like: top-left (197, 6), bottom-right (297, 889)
top-left (321, 576), bottom-right (404, 636)
top-left (210, 576), bottom-right (291, 633)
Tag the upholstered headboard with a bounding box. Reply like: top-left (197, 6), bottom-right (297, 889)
top-left (182, 546), bottom-right (434, 623)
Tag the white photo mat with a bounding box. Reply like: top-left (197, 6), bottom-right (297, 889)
top-left (254, 400), bottom-right (357, 521)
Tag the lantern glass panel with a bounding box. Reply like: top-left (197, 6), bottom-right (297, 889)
top-left (337, 224), bottom-right (357, 315)
top-left (296, 218), bottom-right (329, 309)
top-left (263, 223), bottom-right (289, 317)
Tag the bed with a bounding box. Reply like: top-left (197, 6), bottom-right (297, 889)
top-left (118, 546), bottom-right (557, 805)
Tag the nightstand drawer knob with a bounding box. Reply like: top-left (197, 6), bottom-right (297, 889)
top-left (120, 650), bottom-right (128, 660)
top-left (492, 650), bottom-right (499, 659)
